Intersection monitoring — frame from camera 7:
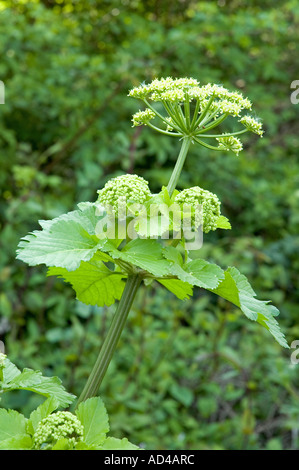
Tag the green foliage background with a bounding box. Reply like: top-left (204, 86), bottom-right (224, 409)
top-left (0, 0), bottom-right (299, 450)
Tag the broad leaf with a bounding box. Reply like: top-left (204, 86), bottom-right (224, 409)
top-left (48, 254), bottom-right (126, 307)
top-left (75, 397), bottom-right (109, 447)
top-left (2, 367), bottom-right (75, 407)
top-left (210, 267), bottom-right (289, 348)
top-left (158, 279), bottom-right (193, 300)
top-left (163, 247), bottom-right (224, 290)
top-left (185, 259), bottom-right (225, 289)
top-left (0, 409), bottom-right (27, 442)
top-left (106, 238), bottom-right (171, 277)
top-left (28, 396), bottom-right (60, 434)
top-left (1, 357), bottom-right (21, 384)
top-left (16, 203), bottom-right (105, 271)
top-left (99, 437), bottom-right (140, 450)
top-left (0, 434), bottom-right (32, 450)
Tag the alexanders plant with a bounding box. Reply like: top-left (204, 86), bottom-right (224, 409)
top-left (8, 77), bottom-right (289, 448)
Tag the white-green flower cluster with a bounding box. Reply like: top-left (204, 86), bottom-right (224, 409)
top-left (128, 77), bottom-right (263, 155)
top-left (97, 174), bottom-right (151, 216)
top-left (129, 77), bottom-right (252, 113)
top-left (129, 77), bottom-right (200, 102)
top-left (174, 186), bottom-right (221, 233)
top-left (239, 115), bottom-right (264, 136)
top-left (34, 411), bottom-right (84, 449)
top-left (132, 108), bottom-right (155, 127)
top-left (216, 135), bottom-right (243, 156)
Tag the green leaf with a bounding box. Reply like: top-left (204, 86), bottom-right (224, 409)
top-left (3, 368), bottom-right (76, 408)
top-left (216, 215), bottom-right (231, 229)
top-left (162, 246), bottom-right (183, 266)
top-left (106, 238), bottom-right (171, 277)
top-left (75, 397), bottom-right (109, 447)
top-left (16, 203), bottom-right (105, 271)
top-left (169, 383), bottom-right (194, 407)
top-left (1, 357), bottom-right (21, 385)
top-left (52, 438), bottom-right (74, 450)
top-left (75, 441), bottom-right (98, 450)
top-left (48, 254), bottom-right (126, 307)
top-left (158, 279), bottom-right (193, 300)
top-left (98, 437), bottom-right (140, 450)
top-left (163, 247), bottom-right (224, 290)
top-left (185, 259), bottom-right (225, 289)
top-left (28, 396), bottom-right (60, 435)
top-left (0, 434), bottom-right (32, 450)
top-left (0, 409), bottom-right (27, 442)
top-left (210, 267), bottom-right (289, 348)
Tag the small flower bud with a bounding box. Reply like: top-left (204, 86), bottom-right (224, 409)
top-left (97, 174), bottom-right (152, 217)
top-left (174, 186), bottom-right (221, 233)
top-left (132, 108), bottom-right (155, 127)
top-left (216, 135), bottom-right (243, 156)
top-left (239, 115), bottom-right (264, 136)
top-left (34, 411), bottom-right (84, 449)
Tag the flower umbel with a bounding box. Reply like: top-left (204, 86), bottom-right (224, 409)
top-left (129, 77), bottom-right (263, 155)
top-left (97, 174), bottom-right (151, 217)
top-left (216, 135), bottom-right (243, 156)
top-left (174, 186), bottom-right (221, 233)
top-left (239, 115), bottom-right (264, 136)
top-left (132, 108), bottom-right (155, 127)
top-left (34, 411), bottom-right (84, 449)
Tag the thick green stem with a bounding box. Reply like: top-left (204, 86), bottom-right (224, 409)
top-left (167, 137), bottom-right (192, 197)
top-left (76, 274), bottom-right (142, 407)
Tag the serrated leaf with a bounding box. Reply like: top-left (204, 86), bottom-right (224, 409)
top-left (16, 203), bottom-right (105, 271)
top-left (106, 238), bottom-right (171, 277)
top-left (0, 409), bottom-right (28, 442)
top-left (185, 259), bottom-right (225, 289)
top-left (158, 279), bottom-right (193, 300)
top-left (98, 437), bottom-right (140, 450)
top-left (4, 368), bottom-right (75, 407)
top-left (28, 396), bottom-right (59, 434)
top-left (216, 215), bottom-right (231, 229)
top-left (1, 357), bottom-right (21, 385)
top-left (75, 397), bottom-right (109, 447)
top-left (48, 254), bottom-right (126, 307)
top-left (163, 247), bottom-right (224, 290)
top-left (162, 246), bottom-right (183, 266)
top-left (210, 267), bottom-right (289, 348)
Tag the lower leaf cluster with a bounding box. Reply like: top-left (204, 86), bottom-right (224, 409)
top-left (0, 357), bottom-right (139, 450)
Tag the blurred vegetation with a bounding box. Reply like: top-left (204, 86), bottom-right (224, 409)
top-left (0, 0), bottom-right (299, 450)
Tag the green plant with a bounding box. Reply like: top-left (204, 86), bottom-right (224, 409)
top-left (0, 354), bottom-right (139, 450)
top-left (15, 78), bottom-right (288, 418)
top-left (0, 1), bottom-right (297, 450)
